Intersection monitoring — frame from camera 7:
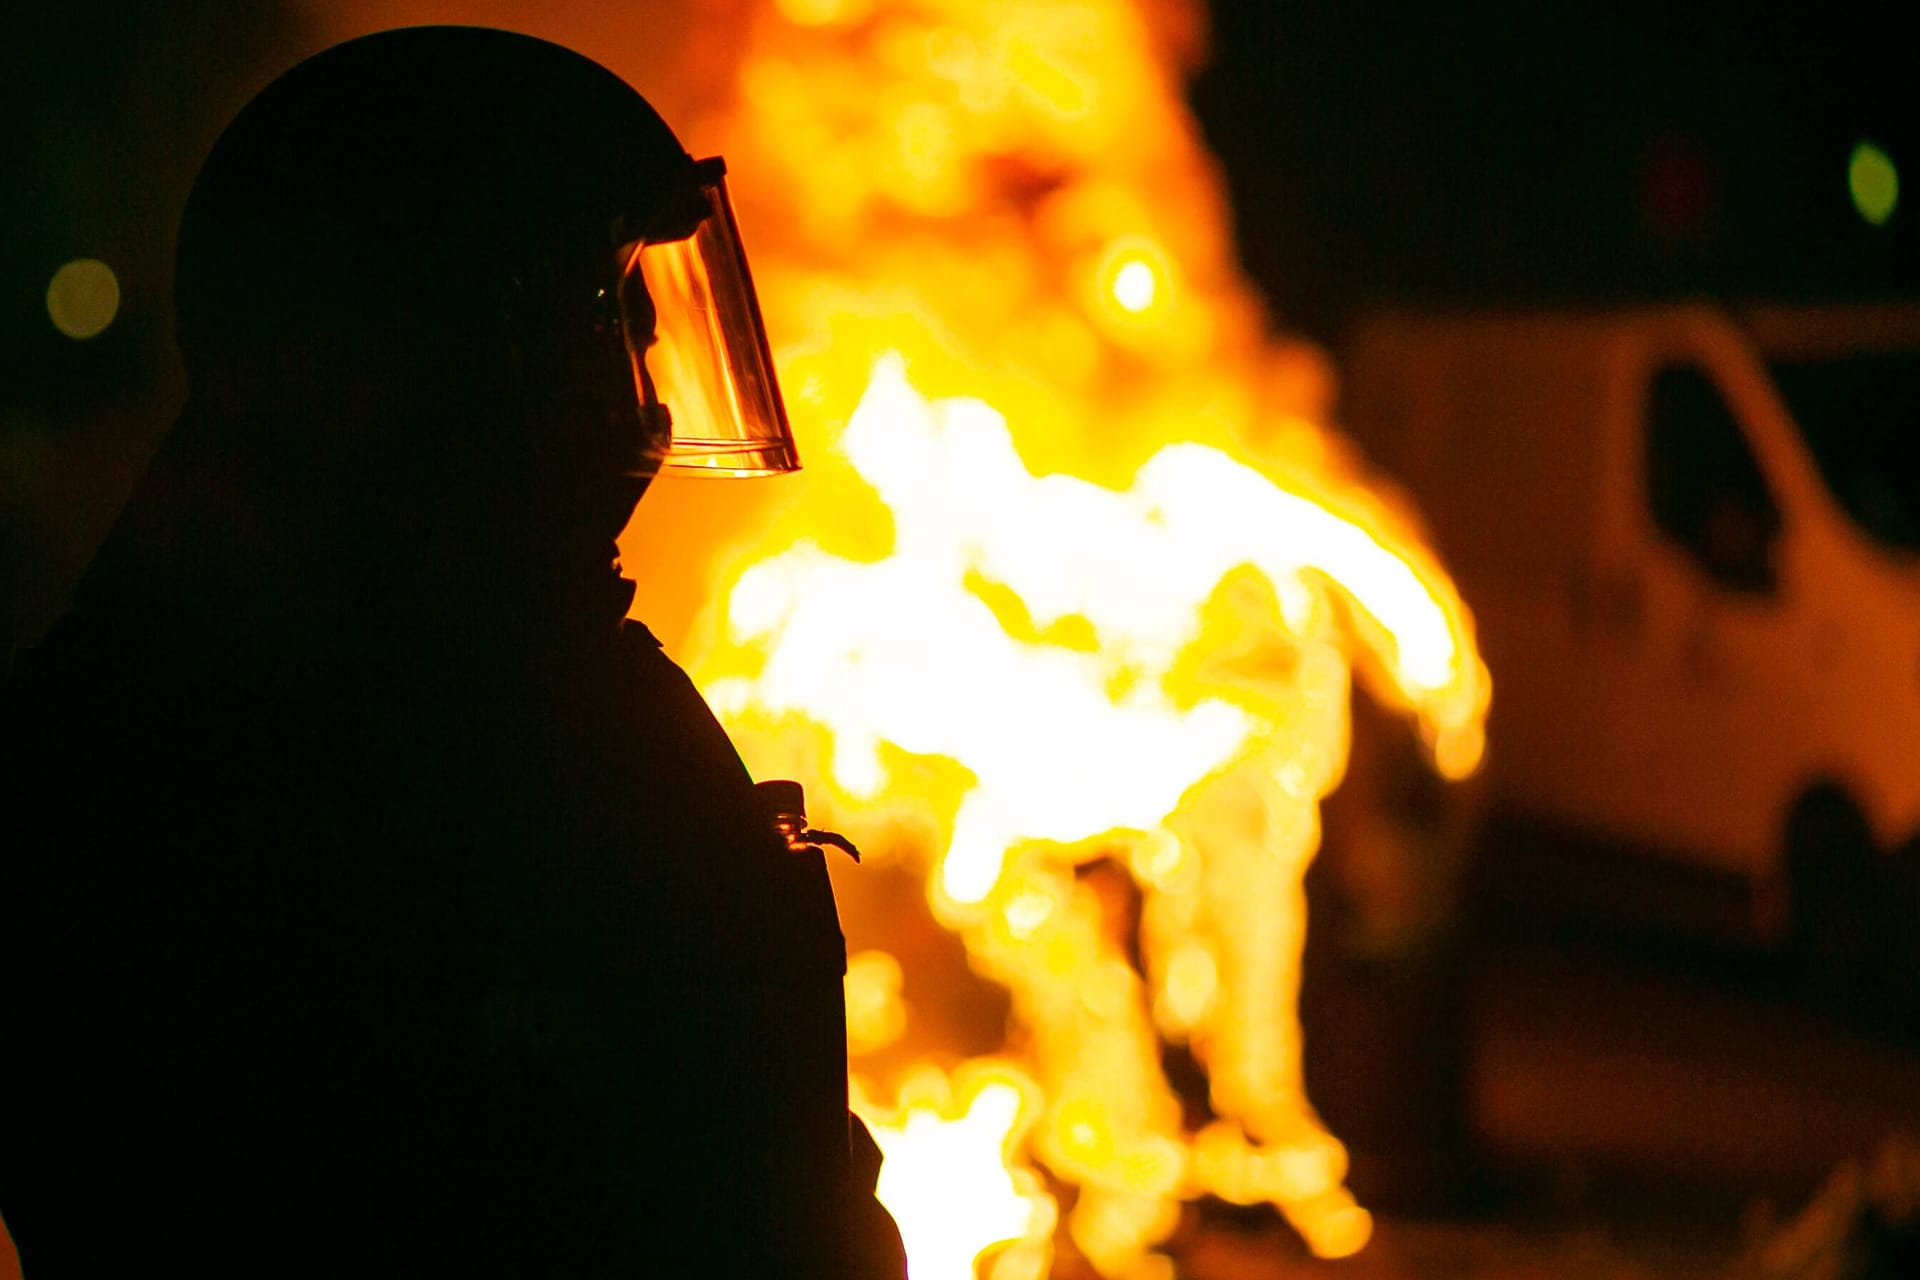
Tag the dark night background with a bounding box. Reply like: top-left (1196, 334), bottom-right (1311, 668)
top-left (10, 0), bottom-right (1920, 384)
top-left (1191, 0), bottom-right (1918, 337)
top-left (5, 0), bottom-right (1917, 646)
top-left (5, 3), bottom-right (1920, 1276)
top-left (2, 1), bottom-right (305, 650)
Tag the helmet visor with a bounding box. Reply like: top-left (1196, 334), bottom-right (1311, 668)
top-left (620, 167), bottom-right (799, 476)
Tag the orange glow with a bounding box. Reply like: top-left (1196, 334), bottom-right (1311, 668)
top-left (282, 2), bottom-right (1491, 1276)
top-left (855, 1065), bottom-right (1056, 1280)
top-left (845, 948), bottom-right (910, 1054)
top-left (657, 0), bottom-right (1491, 1275)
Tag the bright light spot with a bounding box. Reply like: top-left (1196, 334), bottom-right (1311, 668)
top-left (1161, 945), bottom-right (1218, 1029)
top-left (703, 356), bottom-right (1483, 1269)
top-left (1314, 1204), bottom-right (1375, 1259)
top-left (1130, 830), bottom-right (1187, 890)
top-left (1078, 961), bottom-right (1132, 1020)
top-left (845, 950), bottom-right (909, 1054)
top-left (1434, 720), bottom-right (1486, 782)
top-left (673, 1), bottom-right (1494, 1274)
top-left (1850, 140), bottom-right (1900, 226)
top-left (1003, 888), bottom-right (1055, 938)
top-left (775, 0), bottom-right (869, 25)
top-left (861, 1072), bottom-right (1053, 1280)
top-left (1110, 258), bottom-right (1157, 313)
top-left (46, 258), bottom-right (120, 340)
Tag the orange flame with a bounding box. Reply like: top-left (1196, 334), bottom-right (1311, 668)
top-left (658, 1), bottom-right (1490, 1275)
top-left (854, 1063), bottom-right (1057, 1280)
top-left (315, 1), bottom-right (1491, 1275)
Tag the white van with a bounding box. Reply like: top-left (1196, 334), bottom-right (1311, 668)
top-left (1341, 302), bottom-right (1920, 953)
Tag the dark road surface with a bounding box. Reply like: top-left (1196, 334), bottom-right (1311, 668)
top-left (4, 910), bottom-right (1913, 1279)
top-left (1188, 909), bottom-right (1920, 1278)
top-left (1472, 916), bottom-right (1920, 1198)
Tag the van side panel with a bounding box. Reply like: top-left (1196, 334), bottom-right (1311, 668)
top-left (1345, 317), bottom-right (1613, 590)
top-left (1348, 307), bottom-right (1920, 895)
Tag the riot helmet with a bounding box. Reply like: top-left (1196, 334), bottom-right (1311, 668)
top-left (173, 26), bottom-right (798, 493)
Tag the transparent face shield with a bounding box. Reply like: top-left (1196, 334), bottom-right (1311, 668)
top-left (617, 159), bottom-right (800, 477)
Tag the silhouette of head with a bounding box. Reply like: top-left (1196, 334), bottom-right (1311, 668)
top-left (170, 27), bottom-right (792, 617)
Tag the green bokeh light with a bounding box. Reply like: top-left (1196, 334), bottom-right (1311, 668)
top-left (1848, 140), bottom-right (1899, 227)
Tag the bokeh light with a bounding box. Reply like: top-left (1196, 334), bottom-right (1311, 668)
top-left (45, 258), bottom-right (121, 340)
top-left (774, 0), bottom-right (871, 27)
top-left (1848, 140), bottom-right (1899, 227)
top-left (675, 1), bottom-right (1490, 1269)
top-left (1110, 258), bottom-right (1157, 313)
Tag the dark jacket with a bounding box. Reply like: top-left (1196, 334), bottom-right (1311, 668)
top-left (0, 487), bottom-right (886, 1275)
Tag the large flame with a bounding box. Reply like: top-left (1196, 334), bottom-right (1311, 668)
top-left (296, 0), bottom-right (1486, 1276)
top-left (854, 1063), bottom-right (1057, 1280)
top-left (661, 1), bottom-right (1491, 1276)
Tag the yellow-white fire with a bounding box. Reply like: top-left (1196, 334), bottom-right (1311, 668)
top-left (700, 354), bottom-right (1479, 1272)
top-left (673, 0), bottom-right (1490, 1275)
top-left (309, 0), bottom-right (1482, 1275)
top-left (855, 1066), bottom-right (1057, 1280)
top-left (707, 351), bottom-right (1477, 910)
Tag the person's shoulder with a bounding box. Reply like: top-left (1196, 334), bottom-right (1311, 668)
top-left (625, 617), bottom-right (672, 652)
top-left (612, 617), bottom-right (724, 723)
top-left (611, 617), bottom-right (757, 781)
top-left (615, 617), bottom-right (685, 691)
top-left (618, 617), bottom-right (666, 656)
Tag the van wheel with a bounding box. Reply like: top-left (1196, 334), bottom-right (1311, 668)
top-left (1784, 788), bottom-right (1906, 1032)
top-left (1786, 790), bottom-right (1876, 1014)
top-left (1889, 835), bottom-right (1920, 1038)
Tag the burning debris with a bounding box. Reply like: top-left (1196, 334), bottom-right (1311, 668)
top-left (281, 0), bottom-right (1488, 1273)
top-left (1745, 1138), bottom-right (1920, 1280)
top-left (661, 0), bottom-right (1491, 1275)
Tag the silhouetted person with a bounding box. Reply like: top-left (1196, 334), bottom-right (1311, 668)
top-left (0, 27), bottom-right (902, 1278)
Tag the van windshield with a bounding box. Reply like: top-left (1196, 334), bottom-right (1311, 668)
top-left (1770, 352), bottom-right (1920, 551)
